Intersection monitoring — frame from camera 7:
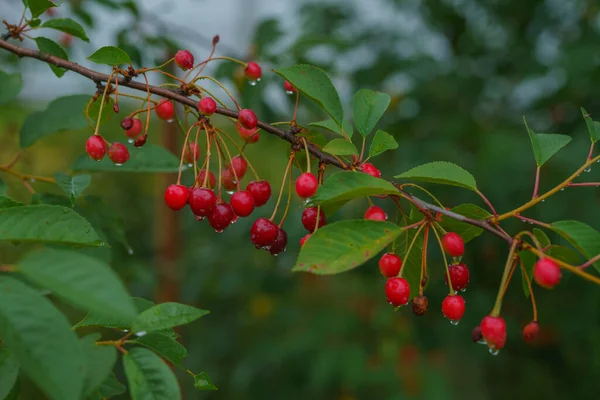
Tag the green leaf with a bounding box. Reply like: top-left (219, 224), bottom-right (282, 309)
top-left (439, 204), bottom-right (492, 243)
top-left (297, 130), bottom-right (327, 148)
top-left (72, 143), bottom-right (181, 173)
top-left (523, 117), bottom-right (572, 167)
top-left (132, 302), bottom-right (209, 333)
top-left (394, 161), bottom-right (477, 191)
top-left (519, 250), bottom-right (536, 297)
top-left (581, 108), bottom-right (600, 143)
top-left (274, 64), bottom-right (343, 125)
top-left (88, 373), bottom-right (126, 400)
top-left (0, 347), bottom-right (19, 399)
top-left (193, 372), bottom-right (218, 391)
top-left (0, 205), bottom-right (104, 246)
top-left (130, 333), bottom-right (187, 365)
top-left (0, 177), bottom-right (6, 196)
top-left (29, 18), bottom-right (41, 27)
top-left (74, 297), bottom-right (155, 329)
top-left (0, 276), bottom-right (84, 400)
top-left (533, 228), bottom-right (551, 248)
top-left (308, 119), bottom-right (354, 139)
top-left (34, 37), bottom-right (68, 77)
top-left (398, 222), bottom-right (424, 300)
top-left (76, 195), bottom-right (131, 252)
top-left (41, 18), bottom-right (89, 41)
top-left (0, 195), bottom-right (25, 209)
top-left (4, 379), bottom-right (19, 400)
top-left (322, 138), bottom-right (358, 156)
top-left (87, 46), bottom-right (131, 66)
top-left (368, 129), bottom-right (398, 158)
top-left (310, 171), bottom-right (398, 206)
top-left (28, 0), bottom-right (56, 18)
top-left (0, 70), bottom-right (23, 105)
top-left (123, 347), bottom-right (181, 400)
top-left (81, 334), bottom-right (117, 398)
top-left (20, 94), bottom-right (91, 148)
top-left (292, 220), bottom-right (404, 274)
top-left (18, 249), bottom-right (137, 320)
top-left (54, 172), bottom-right (91, 206)
top-left (352, 89), bottom-right (391, 137)
top-left (551, 221), bottom-right (600, 272)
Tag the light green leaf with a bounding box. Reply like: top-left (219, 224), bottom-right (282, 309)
top-left (439, 204), bottom-right (492, 243)
top-left (72, 143), bottom-right (180, 173)
top-left (0, 195), bottom-right (25, 209)
top-left (292, 220), bottom-right (404, 274)
top-left (74, 297), bottom-right (155, 329)
top-left (0, 205), bottom-right (104, 246)
top-left (581, 107), bottom-right (600, 143)
top-left (0, 347), bottom-right (19, 399)
top-left (322, 138), bottom-right (358, 156)
top-left (551, 220), bottom-right (600, 272)
top-left (395, 161), bottom-right (477, 191)
top-left (368, 129), bottom-right (398, 158)
top-left (0, 71), bottom-right (23, 105)
top-left (123, 347), bottom-right (181, 400)
top-left (54, 172), bottom-right (91, 206)
top-left (310, 171), bottom-right (398, 206)
top-left (87, 373), bottom-right (126, 400)
top-left (87, 46), bottom-right (132, 66)
top-left (42, 18), bottom-right (89, 42)
top-left (81, 334), bottom-right (117, 398)
top-left (274, 64), bottom-right (343, 125)
top-left (34, 37), bottom-right (68, 77)
top-left (353, 89), bottom-right (390, 137)
top-left (0, 276), bottom-right (84, 400)
top-left (130, 333), bottom-right (187, 365)
top-left (523, 117), bottom-right (572, 167)
top-left (132, 302), bottom-right (209, 333)
top-left (193, 372), bottom-right (218, 391)
top-left (533, 228), bottom-right (551, 248)
top-left (27, 0), bottom-right (56, 18)
top-left (308, 119), bottom-right (354, 139)
top-left (18, 249), bottom-right (136, 320)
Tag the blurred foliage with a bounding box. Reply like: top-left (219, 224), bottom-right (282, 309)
top-left (2, 0), bottom-right (600, 399)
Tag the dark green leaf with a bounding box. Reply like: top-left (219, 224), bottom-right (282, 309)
top-left (310, 171), bottom-right (398, 206)
top-left (308, 119), bottom-right (354, 139)
top-left (523, 117), bottom-right (572, 167)
top-left (34, 37), bottom-right (68, 77)
top-left (72, 144), bottom-right (180, 173)
top-left (293, 220), bottom-right (404, 274)
top-left (0, 70), bottom-right (23, 105)
top-left (87, 46), bottom-right (131, 66)
top-left (4, 379), bottom-right (19, 400)
top-left (352, 89), bottom-right (390, 137)
top-left (0, 346), bottom-right (19, 399)
top-left (551, 221), bottom-right (600, 272)
top-left (54, 172), bottom-right (91, 206)
top-left (130, 333), bottom-right (187, 365)
top-left (274, 64), bottom-right (343, 125)
top-left (368, 129), bottom-right (398, 158)
top-left (81, 334), bottom-right (117, 397)
top-left (76, 195), bottom-right (131, 252)
top-left (87, 373), bottom-right (126, 400)
top-left (0, 195), bottom-right (25, 209)
top-left (395, 161), bottom-right (477, 191)
top-left (439, 204), bottom-right (491, 243)
top-left (42, 18), bottom-right (89, 42)
top-left (74, 297), bottom-right (155, 329)
top-left (193, 372), bottom-right (218, 391)
top-left (533, 228), bottom-right (551, 248)
top-left (132, 302), bottom-right (209, 333)
top-left (29, 18), bottom-right (41, 27)
top-left (0, 276), bottom-right (84, 400)
top-left (322, 138), bottom-right (358, 156)
top-left (123, 347), bottom-right (181, 400)
top-left (581, 107), bottom-right (600, 143)
top-left (0, 177), bottom-right (6, 196)
top-left (27, 0), bottom-right (56, 18)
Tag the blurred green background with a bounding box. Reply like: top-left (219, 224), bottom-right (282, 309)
top-left (1, 0), bottom-right (600, 399)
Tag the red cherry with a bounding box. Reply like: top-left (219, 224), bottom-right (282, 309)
top-left (184, 142), bottom-right (200, 164)
top-left (523, 321), bottom-right (540, 343)
top-left (295, 172), bottom-right (318, 198)
top-left (221, 168), bottom-right (238, 191)
top-left (125, 118), bottom-right (143, 138)
top-left (198, 170), bottom-right (216, 189)
top-left (444, 263), bottom-right (470, 291)
top-left (107, 143), bottom-right (130, 165)
top-left (481, 315), bottom-right (507, 350)
top-left (85, 135), bottom-right (107, 161)
top-left (378, 253), bottom-right (402, 278)
top-left (198, 97), bottom-right (217, 116)
top-left (175, 50), bottom-right (194, 70)
top-left (188, 187), bottom-right (217, 217)
top-left (164, 184), bottom-right (189, 210)
top-left (385, 277), bottom-right (410, 307)
top-left (207, 202), bottom-right (234, 232)
top-left (120, 117), bottom-right (134, 130)
top-left (244, 62), bottom-right (262, 81)
top-left (284, 81), bottom-right (297, 93)
top-left (155, 99), bottom-right (175, 120)
top-left (246, 180), bottom-right (271, 207)
top-left (442, 232), bottom-right (465, 258)
top-left (269, 228), bottom-right (288, 255)
top-left (301, 207), bottom-right (326, 232)
top-left (134, 134), bottom-right (147, 148)
top-left (113, 103), bottom-right (120, 113)
top-left (533, 258), bottom-right (561, 289)
top-left (228, 156), bottom-right (247, 180)
top-left (236, 122), bottom-right (259, 143)
top-left (238, 109), bottom-right (258, 130)
top-left (360, 163), bottom-right (381, 178)
top-left (230, 191), bottom-right (255, 217)
top-left (250, 218), bottom-right (278, 249)
top-left (364, 205), bottom-right (387, 221)
top-left (441, 294), bottom-right (465, 322)
top-left (300, 233), bottom-right (311, 247)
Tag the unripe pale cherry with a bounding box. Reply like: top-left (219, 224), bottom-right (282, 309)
top-left (238, 109), bottom-right (258, 130)
top-left (236, 122), bottom-right (259, 143)
top-left (198, 97), bottom-right (217, 116)
top-left (107, 143), bottom-right (130, 165)
top-left (378, 253), bottom-right (402, 278)
top-left (125, 118), bottom-right (143, 138)
top-left (221, 168), bottom-right (237, 191)
top-left (85, 135), bottom-right (107, 161)
top-left (364, 205), bottom-right (387, 221)
top-left (441, 294), bottom-right (465, 322)
top-left (155, 99), bottom-right (175, 120)
top-left (441, 232), bottom-right (465, 257)
top-left (360, 162), bottom-right (381, 178)
top-left (533, 258), bottom-right (561, 288)
top-left (295, 172), bottom-right (318, 198)
top-left (164, 184), bottom-right (189, 210)
top-left (481, 315), bottom-right (507, 350)
top-left (245, 62), bottom-right (262, 81)
top-left (175, 50), bottom-right (194, 70)
top-left (198, 170), bottom-right (216, 189)
top-left (385, 277), bottom-right (410, 307)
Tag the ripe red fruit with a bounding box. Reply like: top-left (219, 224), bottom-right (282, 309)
top-left (244, 62), bottom-right (262, 81)
top-left (445, 263), bottom-right (470, 291)
top-left (236, 123), bottom-right (259, 143)
top-left (295, 172), bottom-right (318, 198)
top-left (59, 33), bottom-right (72, 48)
top-left (385, 277), bottom-right (410, 307)
top-left (85, 135), bottom-right (107, 161)
top-left (480, 315), bottom-right (507, 350)
top-left (188, 187), bottom-right (216, 217)
top-left (269, 228), bottom-right (288, 255)
top-left (360, 163), bottom-right (381, 178)
top-left (442, 232), bottom-right (465, 258)
top-left (228, 156), bottom-right (247, 180)
top-left (284, 81), bottom-right (296, 93)
top-left (301, 207), bottom-right (326, 232)
top-left (523, 321), bottom-right (540, 343)
top-left (207, 202), bottom-right (234, 232)
top-left (183, 142), bottom-right (200, 164)
top-left (198, 170), bottom-right (216, 189)
top-left (533, 258), bottom-right (561, 289)
top-left (221, 169), bottom-right (238, 191)
top-left (155, 99), bottom-right (175, 120)
top-left (441, 294), bottom-right (466, 322)
top-left (198, 97), bottom-right (217, 116)
top-left (134, 134), bottom-right (148, 148)
top-left (246, 180), bottom-right (271, 207)
top-left (174, 50), bottom-right (194, 70)
top-left (107, 143), bottom-right (130, 165)
top-left (238, 109), bottom-right (258, 130)
top-left (378, 253), bottom-right (403, 278)
top-left (364, 205), bottom-right (387, 221)
top-left (230, 190), bottom-right (255, 217)
top-left (164, 184), bottom-right (189, 210)
top-left (250, 218), bottom-right (279, 248)
top-left (300, 233), bottom-right (311, 247)
top-left (125, 118), bottom-right (143, 138)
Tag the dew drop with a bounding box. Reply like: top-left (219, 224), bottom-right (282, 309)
top-left (489, 347), bottom-right (500, 356)
top-left (122, 329), bottom-right (130, 333)
top-left (256, 78), bottom-right (261, 82)
top-left (452, 256), bottom-right (462, 264)
top-left (29, 178), bottom-right (35, 183)
top-left (226, 190), bottom-right (235, 195)
top-left (285, 90), bottom-right (294, 95)
top-left (450, 320), bottom-right (460, 326)
top-left (167, 118), bottom-right (174, 123)
top-left (478, 338), bottom-right (487, 345)
top-left (127, 247), bottom-right (134, 255)
top-left (215, 229), bottom-right (223, 234)
top-left (460, 287), bottom-right (467, 293)
top-left (248, 80), bottom-right (257, 86)
top-left (127, 138), bottom-right (134, 144)
top-left (195, 215), bottom-right (205, 221)
top-left (231, 215), bottom-right (239, 224)
top-left (115, 163), bottom-right (123, 167)
top-left (272, 253), bottom-right (279, 257)
top-left (541, 199), bottom-right (545, 202)
top-left (560, 188), bottom-right (565, 191)
top-left (585, 167), bottom-right (592, 173)
top-left (135, 331), bottom-right (147, 337)
top-left (95, 159), bottom-right (102, 162)
top-left (597, 159), bottom-right (599, 163)
top-left (63, 208), bottom-right (69, 213)
top-left (187, 163), bottom-right (193, 168)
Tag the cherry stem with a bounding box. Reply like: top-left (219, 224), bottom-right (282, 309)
top-left (92, 71), bottom-right (115, 136)
top-left (190, 76), bottom-right (240, 110)
top-left (475, 188), bottom-right (498, 217)
top-left (568, 182), bottom-right (600, 187)
top-left (359, 137), bottom-right (366, 162)
top-left (587, 142), bottom-right (595, 160)
top-left (202, 123), bottom-right (212, 188)
top-left (137, 58), bottom-right (175, 74)
top-left (532, 166), bottom-right (541, 199)
top-left (515, 230), bottom-right (543, 251)
top-left (84, 96), bottom-right (96, 130)
top-left (278, 169), bottom-right (294, 227)
top-left (578, 253), bottom-right (600, 270)
top-left (514, 214), bottom-right (552, 228)
top-left (177, 124), bottom-right (195, 184)
top-left (491, 239), bottom-right (519, 316)
top-left (270, 154), bottom-right (295, 221)
top-left (213, 134), bottom-right (224, 199)
top-left (419, 224), bottom-right (430, 295)
top-left (430, 223), bottom-right (455, 295)
top-left (499, 260), bottom-right (517, 301)
top-left (399, 183), bottom-right (445, 208)
top-left (214, 132), bottom-right (240, 190)
top-left (292, 91), bottom-right (300, 123)
top-left (192, 125), bottom-right (201, 178)
top-left (215, 127), bottom-right (260, 181)
top-left (0, 164), bottom-right (55, 184)
top-left (399, 223), bottom-right (425, 279)
top-left (519, 258), bottom-right (538, 321)
top-left (302, 137), bottom-right (311, 174)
